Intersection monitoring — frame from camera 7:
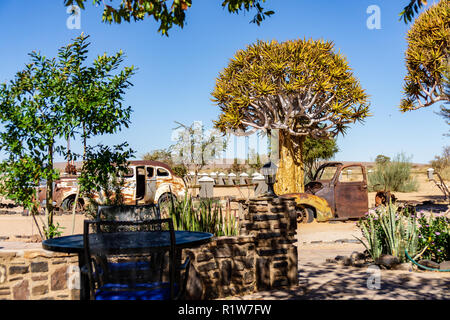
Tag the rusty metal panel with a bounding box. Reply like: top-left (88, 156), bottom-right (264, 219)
top-left (334, 164), bottom-right (368, 218)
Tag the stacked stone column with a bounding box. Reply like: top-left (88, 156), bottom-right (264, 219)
top-left (239, 196), bottom-right (298, 290)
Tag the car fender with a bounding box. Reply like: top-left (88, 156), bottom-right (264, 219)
top-left (155, 180), bottom-right (186, 203)
top-left (281, 193), bottom-right (334, 222)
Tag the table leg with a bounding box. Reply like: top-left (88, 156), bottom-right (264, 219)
top-left (78, 253), bottom-right (90, 300)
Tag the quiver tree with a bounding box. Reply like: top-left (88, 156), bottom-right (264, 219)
top-left (400, 0), bottom-right (449, 111)
top-left (212, 39), bottom-right (370, 194)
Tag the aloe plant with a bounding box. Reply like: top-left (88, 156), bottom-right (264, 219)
top-left (355, 214), bottom-right (383, 261)
top-left (356, 202), bottom-right (420, 262)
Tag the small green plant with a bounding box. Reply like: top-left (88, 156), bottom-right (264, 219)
top-left (368, 153), bottom-right (418, 192)
top-left (43, 222), bottom-right (65, 239)
top-left (168, 194), bottom-right (239, 236)
top-left (416, 211), bottom-right (450, 263)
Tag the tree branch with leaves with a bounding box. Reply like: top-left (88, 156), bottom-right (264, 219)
top-left (400, 0), bottom-right (449, 112)
top-left (64, 0), bottom-right (273, 36)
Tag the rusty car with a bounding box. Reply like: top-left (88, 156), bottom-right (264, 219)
top-left (281, 162), bottom-right (369, 223)
top-left (38, 160), bottom-right (186, 212)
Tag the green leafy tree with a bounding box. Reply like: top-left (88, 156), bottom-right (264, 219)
top-left (303, 136), bottom-right (339, 184)
top-left (59, 34), bottom-right (135, 220)
top-left (66, 0), bottom-right (432, 35)
top-left (375, 154), bottom-right (391, 165)
top-left (212, 39), bottom-right (369, 194)
top-left (0, 51), bottom-right (72, 238)
top-left (0, 34), bottom-right (135, 238)
top-left (400, 0), bottom-right (450, 112)
top-left (78, 143), bottom-right (135, 217)
top-left (64, 0), bottom-right (273, 36)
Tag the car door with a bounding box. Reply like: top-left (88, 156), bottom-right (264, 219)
top-left (313, 164), bottom-right (339, 214)
top-left (144, 166), bottom-right (157, 203)
top-left (334, 165), bottom-right (368, 218)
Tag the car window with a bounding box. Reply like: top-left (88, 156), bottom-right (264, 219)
top-left (123, 168), bottom-right (134, 178)
top-left (147, 167), bottom-right (154, 178)
top-left (157, 168), bottom-right (170, 177)
top-left (315, 166), bottom-right (337, 181)
top-left (339, 166), bottom-right (364, 182)
top-left (137, 167), bottom-right (146, 176)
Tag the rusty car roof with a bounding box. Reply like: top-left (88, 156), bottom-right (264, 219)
top-left (127, 160), bottom-right (174, 174)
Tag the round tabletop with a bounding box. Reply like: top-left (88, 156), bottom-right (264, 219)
top-left (42, 230), bottom-right (214, 254)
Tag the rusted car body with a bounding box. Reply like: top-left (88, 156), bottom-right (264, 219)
top-left (38, 160), bottom-right (186, 211)
top-left (282, 162), bottom-right (369, 222)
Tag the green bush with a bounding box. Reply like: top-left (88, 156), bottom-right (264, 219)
top-left (368, 153), bottom-right (418, 192)
top-left (416, 211), bottom-right (450, 263)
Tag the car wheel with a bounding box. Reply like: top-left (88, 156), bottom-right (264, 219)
top-left (62, 196), bottom-right (83, 212)
top-left (298, 206), bottom-right (315, 224)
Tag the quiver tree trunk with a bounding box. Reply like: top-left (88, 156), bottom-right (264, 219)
top-left (274, 131), bottom-right (305, 195)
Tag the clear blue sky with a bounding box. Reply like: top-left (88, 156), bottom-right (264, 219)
top-left (0, 0), bottom-right (448, 164)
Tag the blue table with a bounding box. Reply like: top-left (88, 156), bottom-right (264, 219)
top-left (42, 230), bottom-right (213, 300)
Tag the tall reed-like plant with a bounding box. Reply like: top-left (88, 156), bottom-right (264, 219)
top-left (168, 193), bottom-right (239, 236)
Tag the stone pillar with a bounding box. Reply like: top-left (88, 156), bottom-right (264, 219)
top-left (218, 173), bottom-right (226, 185)
top-left (199, 176), bottom-right (215, 199)
top-left (228, 173), bottom-right (236, 185)
top-left (239, 173), bottom-right (249, 185)
top-left (253, 175), bottom-right (267, 196)
top-left (239, 196), bottom-right (298, 290)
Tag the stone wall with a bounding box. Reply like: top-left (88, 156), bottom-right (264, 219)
top-left (0, 250), bottom-right (79, 300)
top-left (0, 196), bottom-right (298, 300)
top-left (183, 196), bottom-right (298, 299)
top-left (183, 236), bottom-right (256, 299)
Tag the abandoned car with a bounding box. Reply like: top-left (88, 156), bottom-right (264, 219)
top-left (38, 160), bottom-right (186, 212)
top-left (281, 162), bottom-right (369, 223)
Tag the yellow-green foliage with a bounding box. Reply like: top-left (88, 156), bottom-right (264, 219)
top-left (211, 38), bottom-right (370, 139)
top-left (401, 0), bottom-right (450, 111)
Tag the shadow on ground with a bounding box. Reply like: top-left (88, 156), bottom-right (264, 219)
top-left (229, 262), bottom-right (450, 300)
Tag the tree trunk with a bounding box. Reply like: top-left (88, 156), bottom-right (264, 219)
top-left (46, 141), bottom-right (54, 233)
top-left (274, 131), bottom-right (305, 195)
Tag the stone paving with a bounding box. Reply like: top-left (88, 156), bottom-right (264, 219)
top-left (222, 225), bottom-right (450, 300)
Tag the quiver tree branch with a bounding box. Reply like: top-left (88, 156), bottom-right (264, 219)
top-left (400, 0), bottom-right (450, 112)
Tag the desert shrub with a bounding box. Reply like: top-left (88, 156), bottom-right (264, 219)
top-left (368, 153), bottom-right (418, 192)
top-left (430, 146), bottom-right (450, 180)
